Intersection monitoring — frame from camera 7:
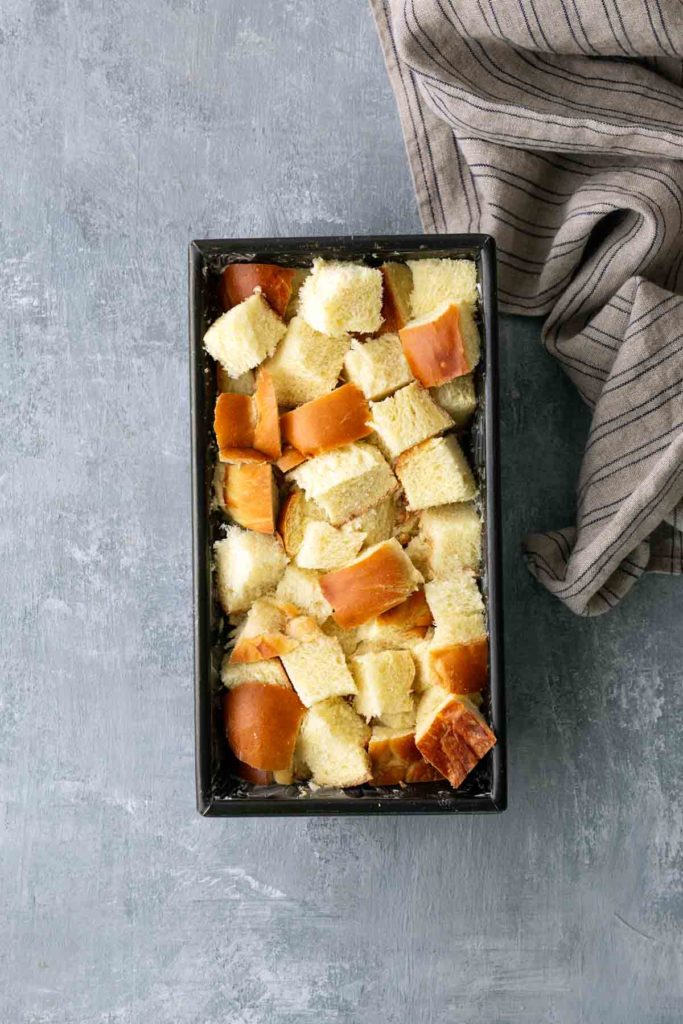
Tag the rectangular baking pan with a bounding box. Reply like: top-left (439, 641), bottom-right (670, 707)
top-left (190, 235), bottom-right (506, 815)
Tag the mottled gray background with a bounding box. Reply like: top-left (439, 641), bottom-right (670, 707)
top-left (1, 1), bottom-right (681, 1022)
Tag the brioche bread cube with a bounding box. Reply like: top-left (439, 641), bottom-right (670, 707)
top-left (214, 368), bottom-right (281, 463)
top-left (298, 698), bottom-right (371, 787)
top-left (264, 315), bottom-right (349, 408)
top-left (347, 495), bottom-right (396, 549)
top-left (296, 520), bottom-right (366, 571)
top-left (278, 490), bottom-right (328, 558)
top-left (351, 650), bottom-right (415, 722)
top-left (431, 374), bottom-right (476, 427)
top-left (396, 435), bottom-right (477, 510)
top-left (425, 574), bottom-right (484, 622)
top-left (378, 262), bottom-right (413, 333)
top-left (370, 383), bottom-right (453, 459)
top-left (419, 502), bottom-right (482, 576)
top-left (356, 589), bottom-right (432, 651)
top-left (217, 366), bottom-right (255, 396)
top-left (280, 634), bottom-right (357, 707)
top-left (430, 637), bottom-right (488, 695)
top-left (379, 698), bottom-right (418, 731)
top-left (219, 263), bottom-right (296, 317)
top-left (204, 293), bottom-right (286, 378)
top-left (369, 726), bottom-right (442, 784)
top-left (321, 619), bottom-right (362, 658)
top-left (276, 447), bottom-right (308, 473)
top-left (299, 259), bottom-right (383, 335)
top-left (284, 268), bottom-right (309, 321)
top-left (408, 258), bottom-right (478, 319)
top-left (343, 334), bottom-right (413, 401)
top-left (222, 655), bottom-right (291, 690)
top-left (230, 596), bottom-right (299, 663)
top-left (225, 681), bottom-right (305, 771)
top-left (275, 565), bottom-right (332, 622)
top-left (411, 638), bottom-right (435, 693)
top-left (320, 538), bottom-right (423, 629)
top-left (290, 442), bottom-right (397, 526)
top-left (415, 687), bottom-right (495, 788)
top-left (280, 383), bottom-right (372, 456)
top-left (399, 302), bottom-right (481, 388)
top-left (224, 463), bottom-right (278, 534)
top-left (214, 526), bottom-right (288, 615)
top-left (405, 534), bottom-right (432, 580)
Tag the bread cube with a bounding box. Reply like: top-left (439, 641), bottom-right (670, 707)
top-left (278, 490), bottom-right (327, 558)
top-left (219, 263), bottom-right (296, 317)
top-left (415, 687), bottom-right (495, 788)
top-left (425, 574), bottom-right (484, 622)
top-left (224, 463), bottom-right (278, 534)
top-left (263, 315), bottom-right (349, 408)
top-left (214, 368), bottom-right (281, 462)
top-left (225, 681), bottom-right (305, 771)
top-left (395, 435), bottom-right (477, 511)
top-left (351, 650), bottom-right (415, 722)
top-left (431, 374), bottom-right (476, 427)
top-left (280, 634), bottom-right (357, 707)
top-left (347, 495), bottom-right (396, 548)
top-left (321, 618), bottom-right (362, 658)
top-left (378, 699), bottom-right (418, 731)
top-left (378, 262), bottom-right (413, 333)
top-left (280, 383), bottom-right (372, 456)
top-left (356, 590), bottom-right (432, 651)
top-left (216, 366), bottom-right (255, 395)
top-left (214, 526), bottom-right (288, 615)
top-left (343, 334), bottom-right (413, 401)
top-left (430, 637), bottom-right (488, 695)
top-left (370, 382), bottom-right (453, 459)
top-left (410, 639), bottom-right (434, 693)
top-left (369, 726), bottom-right (442, 784)
top-left (230, 596), bottom-right (299, 663)
top-left (296, 520), bottom-right (366, 571)
top-left (405, 534), bottom-right (432, 580)
top-left (299, 259), bottom-right (383, 335)
top-left (290, 442), bottom-right (397, 526)
top-left (320, 538), bottom-right (423, 629)
top-left (399, 302), bottom-right (481, 388)
top-left (297, 698), bottom-right (371, 787)
top-left (408, 258), bottom-right (478, 319)
top-left (419, 502), bottom-right (482, 576)
top-left (222, 655), bottom-right (291, 690)
top-left (275, 565), bottom-right (332, 622)
top-left (204, 293), bottom-right (286, 378)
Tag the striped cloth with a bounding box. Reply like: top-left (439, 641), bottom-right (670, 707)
top-left (370, 0), bottom-right (683, 614)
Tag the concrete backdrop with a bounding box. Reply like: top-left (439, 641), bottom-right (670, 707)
top-left (1, 1), bottom-right (681, 1022)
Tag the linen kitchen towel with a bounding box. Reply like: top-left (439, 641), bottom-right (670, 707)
top-left (370, 0), bottom-right (683, 614)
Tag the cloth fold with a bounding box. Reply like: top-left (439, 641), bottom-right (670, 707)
top-left (370, 0), bottom-right (683, 613)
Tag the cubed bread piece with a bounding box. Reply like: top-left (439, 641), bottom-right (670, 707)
top-left (275, 565), bottom-right (332, 622)
top-left (419, 503), bottom-right (482, 576)
top-left (276, 447), bottom-right (308, 473)
top-left (299, 258), bottom-right (383, 335)
top-left (278, 490), bottom-right (327, 557)
top-left (425, 574), bottom-right (484, 622)
top-left (298, 698), bottom-right (371, 787)
top-left (217, 366), bottom-right (255, 395)
top-left (280, 634), bottom-right (357, 706)
top-left (405, 535), bottom-right (432, 580)
top-left (343, 334), bottom-right (413, 401)
top-left (214, 368), bottom-right (281, 463)
top-left (225, 681), bottom-right (305, 771)
top-left (379, 696), bottom-right (418, 731)
top-left (222, 655), bottom-right (291, 690)
top-left (347, 495), bottom-right (396, 549)
top-left (284, 268), bottom-right (309, 321)
top-left (400, 302), bottom-right (480, 388)
top-left (291, 442), bottom-right (397, 526)
top-left (320, 538), bottom-right (423, 629)
top-left (415, 687), bottom-right (496, 788)
top-left (224, 463), bottom-right (278, 534)
top-left (369, 726), bottom-right (442, 785)
top-left (280, 383), bottom-right (372, 456)
top-left (396, 435), bottom-right (477, 510)
top-left (296, 520), bottom-right (366, 571)
top-left (431, 374), bottom-right (477, 427)
top-left (351, 650), bottom-right (415, 722)
top-left (214, 527), bottom-right (288, 615)
top-left (356, 589), bottom-right (432, 651)
top-left (378, 262), bottom-right (413, 333)
top-left (263, 315), bottom-right (349, 408)
top-left (433, 610), bottom-right (486, 649)
top-left (219, 263), bottom-right (296, 317)
top-left (430, 637), bottom-right (488, 695)
top-left (321, 619), bottom-right (362, 658)
top-left (408, 258), bottom-right (478, 319)
top-left (230, 597), bottom-right (299, 663)
top-left (370, 383), bottom-right (453, 459)
top-left (204, 293), bottom-right (286, 378)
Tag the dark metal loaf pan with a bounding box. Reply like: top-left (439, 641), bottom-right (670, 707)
top-left (189, 235), bottom-right (505, 815)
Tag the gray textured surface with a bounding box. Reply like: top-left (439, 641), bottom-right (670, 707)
top-left (1, 2), bottom-right (681, 1022)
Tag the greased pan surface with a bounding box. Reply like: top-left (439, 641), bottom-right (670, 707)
top-left (189, 236), bottom-right (505, 815)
